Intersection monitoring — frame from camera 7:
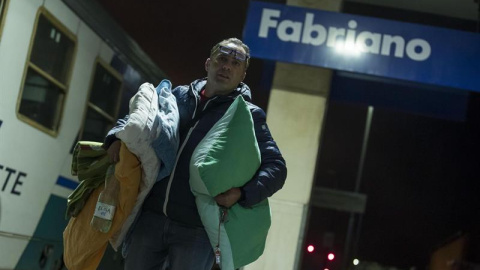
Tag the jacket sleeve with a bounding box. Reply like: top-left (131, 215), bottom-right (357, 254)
top-left (103, 115), bottom-right (129, 149)
top-left (238, 107), bottom-right (287, 207)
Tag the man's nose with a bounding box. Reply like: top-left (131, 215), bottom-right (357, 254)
top-left (222, 63), bottom-right (231, 71)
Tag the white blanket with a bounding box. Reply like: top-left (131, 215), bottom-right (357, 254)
top-left (110, 81), bottom-right (178, 250)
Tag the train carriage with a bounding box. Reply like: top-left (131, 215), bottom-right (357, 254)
top-left (0, 0), bottom-right (165, 268)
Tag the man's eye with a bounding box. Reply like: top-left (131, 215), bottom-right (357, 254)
top-left (233, 61), bottom-right (240, 66)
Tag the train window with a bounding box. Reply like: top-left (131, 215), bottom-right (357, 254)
top-left (80, 59), bottom-right (123, 142)
top-left (17, 8), bottom-right (76, 136)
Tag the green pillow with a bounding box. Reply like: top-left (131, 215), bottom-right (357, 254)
top-left (190, 96), bottom-right (271, 270)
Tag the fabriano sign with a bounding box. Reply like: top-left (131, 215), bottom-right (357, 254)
top-left (243, 1), bottom-right (480, 92)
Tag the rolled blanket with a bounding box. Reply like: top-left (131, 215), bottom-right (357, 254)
top-left (63, 142), bottom-right (141, 270)
top-left (66, 141), bottom-right (111, 219)
top-left (112, 80), bottom-right (179, 252)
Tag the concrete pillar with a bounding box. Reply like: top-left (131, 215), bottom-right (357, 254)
top-left (244, 0), bottom-right (342, 269)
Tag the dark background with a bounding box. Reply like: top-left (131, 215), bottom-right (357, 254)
top-left (95, 1), bottom-right (480, 269)
top-left (306, 71), bottom-right (480, 269)
top-left (305, 3), bottom-right (480, 269)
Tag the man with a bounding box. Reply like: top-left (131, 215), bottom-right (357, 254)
top-left (104, 38), bottom-right (287, 270)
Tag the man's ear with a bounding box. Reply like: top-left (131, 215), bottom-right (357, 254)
top-left (205, 58), bottom-right (211, 72)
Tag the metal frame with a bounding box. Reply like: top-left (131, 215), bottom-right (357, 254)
top-left (0, 0), bottom-right (9, 42)
top-left (78, 57), bottom-right (124, 141)
top-left (15, 7), bottom-right (77, 137)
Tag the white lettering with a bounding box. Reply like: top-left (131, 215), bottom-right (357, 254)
top-left (345, 20), bottom-right (357, 47)
top-left (356, 31), bottom-right (382, 54)
top-left (301, 13), bottom-right (327, 46)
top-left (406, 38), bottom-right (431, 61)
top-left (259, 9), bottom-right (280, 38)
top-left (278, 20), bottom-right (302, 42)
top-left (257, 8), bottom-right (432, 61)
top-left (327, 27), bottom-right (346, 48)
top-left (381, 35), bottom-right (405, 58)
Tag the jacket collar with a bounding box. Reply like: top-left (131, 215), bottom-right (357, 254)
top-left (188, 78), bottom-right (252, 102)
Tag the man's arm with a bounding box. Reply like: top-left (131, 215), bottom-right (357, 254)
top-left (238, 107), bottom-right (287, 207)
top-left (214, 107), bottom-right (286, 208)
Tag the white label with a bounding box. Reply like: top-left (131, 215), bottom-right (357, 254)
top-left (93, 202), bottom-right (116, 220)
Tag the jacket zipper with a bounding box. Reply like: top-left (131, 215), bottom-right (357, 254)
top-left (162, 94), bottom-right (217, 216)
top-left (191, 84), bottom-right (199, 119)
top-left (162, 121), bottom-right (198, 215)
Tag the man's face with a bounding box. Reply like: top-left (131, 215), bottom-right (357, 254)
top-left (205, 43), bottom-right (248, 95)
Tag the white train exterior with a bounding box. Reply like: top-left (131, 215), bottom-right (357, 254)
top-left (0, 0), bottom-right (164, 269)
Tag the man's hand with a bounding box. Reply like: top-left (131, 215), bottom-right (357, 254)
top-left (106, 140), bottom-right (121, 163)
top-left (214, 187), bottom-right (242, 208)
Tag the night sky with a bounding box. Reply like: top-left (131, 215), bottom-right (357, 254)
top-left (96, 0), bottom-right (250, 85)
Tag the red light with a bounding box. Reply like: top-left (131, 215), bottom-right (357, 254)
top-left (307, 245), bottom-right (315, 253)
top-left (327, 252), bottom-right (335, 261)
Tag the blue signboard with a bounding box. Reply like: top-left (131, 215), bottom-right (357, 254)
top-left (243, 1), bottom-right (480, 92)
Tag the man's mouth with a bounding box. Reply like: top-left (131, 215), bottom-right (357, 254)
top-left (218, 73), bottom-right (229, 80)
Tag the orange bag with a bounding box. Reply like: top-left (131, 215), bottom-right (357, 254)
top-left (63, 142), bottom-right (141, 270)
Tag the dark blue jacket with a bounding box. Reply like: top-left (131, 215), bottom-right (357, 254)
top-left (105, 78), bottom-right (287, 227)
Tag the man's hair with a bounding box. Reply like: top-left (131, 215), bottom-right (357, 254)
top-left (210, 37), bottom-right (250, 69)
